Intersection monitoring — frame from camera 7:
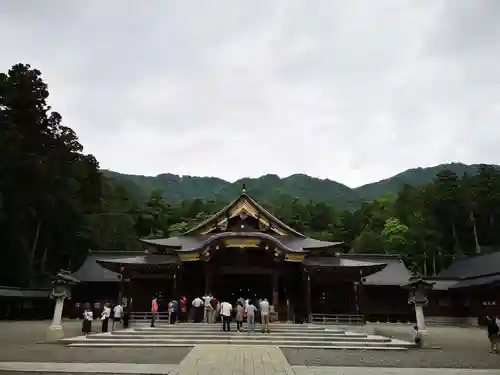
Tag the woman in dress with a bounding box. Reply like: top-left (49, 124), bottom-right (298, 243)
top-left (235, 301), bottom-right (244, 332)
top-left (82, 307), bottom-right (93, 335)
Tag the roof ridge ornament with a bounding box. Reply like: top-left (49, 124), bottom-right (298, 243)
top-left (242, 183), bottom-right (247, 194)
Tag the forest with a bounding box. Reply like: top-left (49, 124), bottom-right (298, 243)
top-left (1, 63), bottom-right (500, 288)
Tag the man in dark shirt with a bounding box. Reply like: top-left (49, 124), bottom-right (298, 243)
top-left (486, 316), bottom-right (499, 353)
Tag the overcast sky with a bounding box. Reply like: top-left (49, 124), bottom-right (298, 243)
top-left (1, 0), bottom-right (499, 187)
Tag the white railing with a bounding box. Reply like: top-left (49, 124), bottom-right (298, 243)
top-left (129, 311), bottom-right (170, 321)
top-left (310, 313), bottom-right (364, 325)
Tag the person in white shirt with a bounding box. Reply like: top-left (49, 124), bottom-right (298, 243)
top-left (246, 300), bottom-right (258, 332)
top-left (82, 308), bottom-right (93, 335)
top-left (100, 303), bottom-right (111, 332)
top-left (112, 303), bottom-right (123, 330)
top-left (202, 293), bottom-right (213, 324)
top-left (259, 298), bottom-right (270, 333)
top-left (219, 301), bottom-right (233, 332)
top-left (192, 296), bottom-right (204, 322)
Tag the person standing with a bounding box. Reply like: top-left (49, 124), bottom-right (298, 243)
top-left (246, 300), bottom-right (257, 333)
top-left (235, 301), bottom-right (244, 332)
top-left (192, 296), bottom-right (204, 323)
top-left (202, 293), bottom-right (213, 324)
top-left (82, 307), bottom-right (93, 335)
top-left (171, 299), bottom-right (179, 324)
top-left (486, 315), bottom-right (499, 353)
top-left (122, 304), bottom-right (130, 329)
top-left (151, 296), bottom-right (159, 327)
top-left (100, 303), bottom-right (111, 332)
top-left (259, 298), bottom-right (270, 333)
top-left (179, 296), bottom-right (187, 322)
top-left (219, 300), bottom-right (233, 332)
top-left (210, 295), bottom-right (219, 323)
top-left (112, 302), bottom-right (123, 330)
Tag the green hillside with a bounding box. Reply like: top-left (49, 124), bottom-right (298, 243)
top-left (102, 163), bottom-right (498, 208)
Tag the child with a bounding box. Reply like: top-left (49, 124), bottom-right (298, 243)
top-left (413, 325), bottom-right (422, 348)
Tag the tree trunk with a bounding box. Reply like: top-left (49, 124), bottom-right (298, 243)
top-left (423, 253), bottom-right (427, 276)
top-left (472, 221), bottom-right (481, 254)
top-left (451, 222), bottom-right (460, 249)
top-left (430, 254), bottom-right (434, 276)
top-left (41, 246), bottom-right (48, 274)
top-left (30, 219), bottom-right (42, 266)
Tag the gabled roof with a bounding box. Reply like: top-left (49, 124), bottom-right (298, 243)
top-left (183, 191), bottom-right (305, 237)
top-left (361, 258), bottom-right (413, 286)
top-left (437, 250), bottom-right (500, 280)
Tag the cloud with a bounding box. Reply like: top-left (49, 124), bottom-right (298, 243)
top-left (1, 0), bottom-right (499, 187)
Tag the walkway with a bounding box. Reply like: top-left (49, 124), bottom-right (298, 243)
top-left (0, 345), bottom-right (497, 374)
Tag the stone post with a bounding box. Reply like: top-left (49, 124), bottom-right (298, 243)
top-left (46, 270), bottom-right (79, 342)
top-left (414, 303), bottom-right (426, 330)
top-left (402, 276), bottom-right (434, 332)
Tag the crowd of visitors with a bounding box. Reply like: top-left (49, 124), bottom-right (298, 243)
top-left (81, 301), bottom-right (129, 335)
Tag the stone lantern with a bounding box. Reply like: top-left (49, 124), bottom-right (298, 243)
top-left (46, 270), bottom-right (79, 341)
top-left (402, 276), bottom-right (434, 331)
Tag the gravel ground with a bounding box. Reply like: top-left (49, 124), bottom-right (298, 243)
top-left (282, 348), bottom-right (500, 369)
top-left (0, 321), bottom-right (191, 364)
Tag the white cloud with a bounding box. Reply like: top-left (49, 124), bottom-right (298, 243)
top-left (1, 0), bottom-right (499, 187)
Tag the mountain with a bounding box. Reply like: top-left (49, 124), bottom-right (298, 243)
top-left (102, 163), bottom-right (498, 208)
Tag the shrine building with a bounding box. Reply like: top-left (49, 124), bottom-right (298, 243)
top-left (67, 188), bottom-right (500, 325)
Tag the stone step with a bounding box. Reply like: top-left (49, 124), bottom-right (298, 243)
top-left (131, 325), bottom-right (336, 332)
top-left (110, 331), bottom-right (366, 338)
top-left (78, 334), bottom-right (383, 343)
top-left (62, 336), bottom-right (405, 347)
top-left (119, 327), bottom-right (350, 337)
top-left (66, 340), bottom-right (410, 350)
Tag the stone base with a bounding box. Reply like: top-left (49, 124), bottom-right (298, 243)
top-left (45, 324), bottom-right (64, 342)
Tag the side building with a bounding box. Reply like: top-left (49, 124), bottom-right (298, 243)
top-left (425, 250), bottom-right (500, 326)
top-left (68, 189), bottom-right (415, 322)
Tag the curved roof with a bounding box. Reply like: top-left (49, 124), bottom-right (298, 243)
top-left (437, 251), bottom-right (500, 279)
top-left (97, 255), bottom-right (179, 273)
top-left (70, 251), bottom-right (144, 282)
top-left (141, 232), bottom-right (341, 253)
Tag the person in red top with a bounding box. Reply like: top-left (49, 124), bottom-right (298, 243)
top-left (210, 296), bottom-right (219, 323)
top-left (179, 296), bottom-right (187, 322)
top-left (150, 296), bottom-right (158, 328)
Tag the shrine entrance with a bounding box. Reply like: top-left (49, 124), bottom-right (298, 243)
top-left (205, 246), bottom-right (281, 307)
top-left (211, 273), bottom-right (273, 303)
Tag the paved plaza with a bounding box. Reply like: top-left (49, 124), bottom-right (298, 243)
top-left (0, 321), bottom-right (497, 374)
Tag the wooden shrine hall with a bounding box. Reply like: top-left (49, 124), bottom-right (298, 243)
top-left (69, 187), bottom-right (415, 323)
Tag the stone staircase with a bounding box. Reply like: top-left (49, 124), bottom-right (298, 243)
top-left (61, 323), bottom-right (414, 350)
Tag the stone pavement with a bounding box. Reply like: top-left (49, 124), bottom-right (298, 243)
top-left (0, 321), bottom-right (498, 374)
top-left (293, 367), bottom-right (498, 375)
top-left (170, 345), bottom-right (295, 375)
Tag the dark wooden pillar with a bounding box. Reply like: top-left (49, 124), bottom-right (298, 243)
top-left (177, 264), bottom-right (184, 298)
top-left (272, 272), bottom-right (279, 307)
top-left (172, 269), bottom-right (178, 299)
top-left (357, 268), bottom-right (364, 321)
top-left (303, 267), bottom-right (312, 323)
top-left (204, 263), bottom-right (212, 294)
top-left (118, 265), bottom-right (125, 305)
